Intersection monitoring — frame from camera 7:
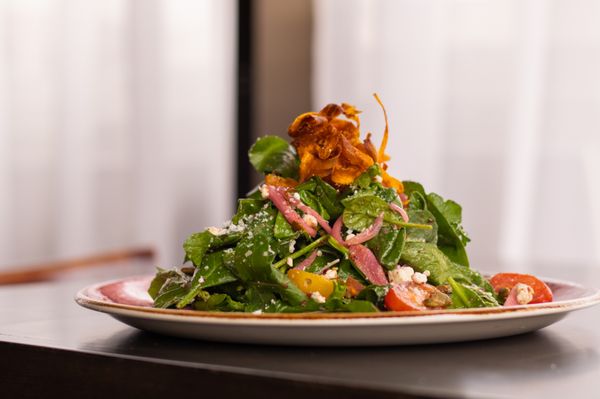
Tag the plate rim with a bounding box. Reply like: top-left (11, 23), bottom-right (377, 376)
top-left (75, 274), bottom-right (600, 326)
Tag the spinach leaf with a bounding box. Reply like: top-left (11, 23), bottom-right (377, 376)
top-left (336, 259), bottom-right (367, 284)
top-left (342, 194), bottom-right (430, 232)
top-left (448, 277), bottom-right (499, 308)
top-left (400, 242), bottom-right (492, 292)
top-left (176, 249), bottom-right (238, 308)
top-left (405, 209), bottom-right (438, 244)
top-left (402, 181), bottom-right (470, 266)
top-left (233, 232), bottom-right (307, 306)
top-left (298, 190), bottom-right (330, 220)
top-left (365, 226), bottom-right (405, 270)
top-left (248, 135), bottom-right (299, 179)
top-left (296, 177), bottom-right (342, 219)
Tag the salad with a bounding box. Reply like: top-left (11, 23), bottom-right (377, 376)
top-left (148, 95), bottom-right (553, 313)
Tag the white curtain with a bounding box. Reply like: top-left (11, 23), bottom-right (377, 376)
top-left (314, 0), bottom-right (600, 270)
top-left (0, 0), bottom-right (236, 269)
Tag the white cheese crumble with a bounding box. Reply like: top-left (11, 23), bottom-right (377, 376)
top-left (388, 266), bottom-right (415, 284)
top-left (302, 214), bottom-right (318, 228)
top-left (316, 250), bottom-right (323, 257)
top-left (244, 250), bottom-right (252, 257)
top-left (259, 184), bottom-right (269, 199)
top-left (311, 292), bottom-right (326, 303)
top-left (423, 270), bottom-right (431, 277)
top-left (293, 192), bottom-right (301, 200)
top-left (286, 257), bottom-right (293, 267)
top-left (324, 268), bottom-right (338, 280)
top-left (412, 272), bottom-right (428, 284)
top-left (207, 226), bottom-right (226, 236)
top-left (374, 175), bottom-right (383, 183)
top-left (515, 283), bottom-right (534, 305)
top-left (252, 309), bottom-right (263, 315)
top-left (288, 240), bottom-right (296, 253)
top-left (198, 276), bottom-right (205, 284)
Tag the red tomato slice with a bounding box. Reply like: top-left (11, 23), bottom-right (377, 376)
top-left (384, 282), bottom-right (436, 311)
top-left (489, 273), bottom-right (553, 304)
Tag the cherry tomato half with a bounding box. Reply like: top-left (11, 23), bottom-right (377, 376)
top-left (489, 273), bottom-right (553, 304)
top-left (384, 282), bottom-right (436, 311)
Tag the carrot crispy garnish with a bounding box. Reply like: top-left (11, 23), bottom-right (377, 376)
top-left (287, 95), bottom-right (403, 194)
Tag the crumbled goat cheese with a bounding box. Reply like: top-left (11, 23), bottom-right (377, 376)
top-left (324, 268), bottom-right (338, 280)
top-left (423, 270), bottom-right (431, 277)
top-left (244, 250), bottom-right (252, 257)
top-left (515, 283), bottom-right (534, 305)
top-left (286, 257), bottom-right (293, 267)
top-left (207, 226), bottom-right (226, 236)
top-left (252, 310), bottom-right (263, 315)
top-left (311, 292), bottom-right (327, 303)
top-left (288, 240), bottom-right (296, 253)
top-left (412, 272), bottom-right (428, 284)
top-left (374, 175), bottom-right (383, 183)
top-left (388, 266), bottom-right (415, 284)
top-left (198, 276), bottom-right (205, 284)
top-left (303, 214), bottom-right (318, 228)
top-left (259, 184), bottom-right (269, 199)
top-left (293, 192), bottom-right (301, 200)
top-left (316, 250), bottom-right (323, 256)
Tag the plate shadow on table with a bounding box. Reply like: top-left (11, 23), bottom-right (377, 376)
top-left (79, 326), bottom-right (600, 398)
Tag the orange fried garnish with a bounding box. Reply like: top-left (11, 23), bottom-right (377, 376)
top-left (265, 174), bottom-right (298, 188)
top-left (287, 95), bottom-right (403, 194)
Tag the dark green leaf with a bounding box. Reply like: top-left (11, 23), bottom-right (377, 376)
top-left (248, 136), bottom-right (299, 179)
top-left (193, 293), bottom-right (245, 311)
top-left (365, 226), bottom-right (405, 270)
top-left (183, 231), bottom-right (213, 266)
top-left (273, 211), bottom-right (297, 239)
top-left (448, 277), bottom-right (499, 308)
top-left (296, 177), bottom-right (342, 219)
top-left (176, 249), bottom-right (238, 308)
top-left (405, 209), bottom-right (438, 244)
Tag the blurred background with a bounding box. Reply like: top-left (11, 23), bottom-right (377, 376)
top-left (0, 0), bottom-right (599, 275)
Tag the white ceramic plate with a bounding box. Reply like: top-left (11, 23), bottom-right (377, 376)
top-left (75, 275), bottom-right (600, 346)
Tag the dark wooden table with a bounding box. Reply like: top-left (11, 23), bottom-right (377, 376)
top-left (1, 259), bottom-right (599, 399)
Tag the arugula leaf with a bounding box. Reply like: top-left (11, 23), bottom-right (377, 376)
top-left (183, 231), bottom-right (213, 266)
top-left (365, 226), bottom-right (405, 270)
top-left (149, 268), bottom-right (192, 308)
top-left (193, 293), bottom-right (245, 311)
top-left (356, 285), bottom-right (389, 307)
top-left (273, 211), bottom-right (297, 239)
top-left (233, 232), bottom-right (307, 306)
top-left (176, 249), bottom-right (238, 308)
top-left (232, 198), bottom-right (264, 223)
top-left (448, 277), bottom-right (499, 308)
top-left (248, 136), bottom-right (299, 179)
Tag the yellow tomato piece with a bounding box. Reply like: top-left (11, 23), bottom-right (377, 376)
top-left (287, 270), bottom-right (334, 298)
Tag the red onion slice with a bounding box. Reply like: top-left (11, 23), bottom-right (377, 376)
top-left (267, 186), bottom-right (317, 237)
top-left (287, 194), bottom-right (332, 234)
top-left (293, 250), bottom-right (319, 271)
top-left (389, 202), bottom-right (409, 223)
top-left (348, 244), bottom-right (388, 285)
top-left (345, 212), bottom-right (384, 245)
top-left (331, 216), bottom-right (346, 247)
